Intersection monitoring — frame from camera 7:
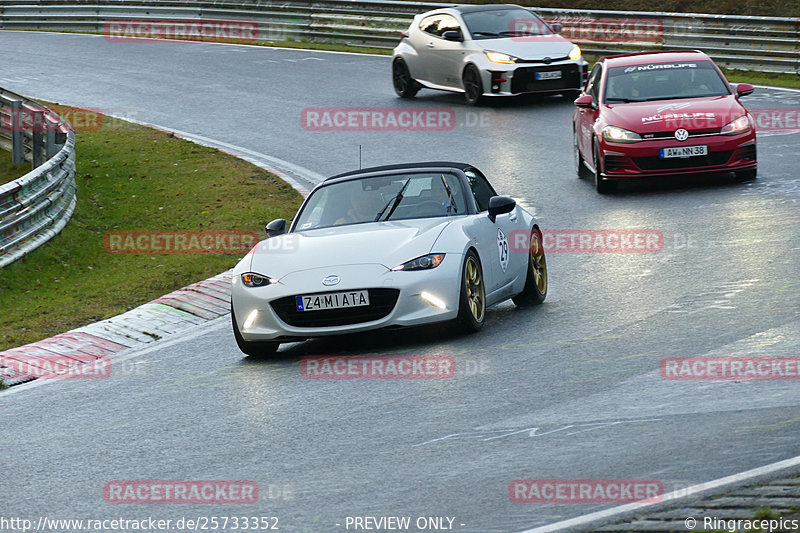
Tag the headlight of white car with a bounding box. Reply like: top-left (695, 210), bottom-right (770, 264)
top-left (391, 253), bottom-right (445, 271)
top-left (569, 45), bottom-right (581, 61)
top-left (602, 125), bottom-right (642, 143)
top-left (485, 51), bottom-right (518, 64)
top-left (720, 115), bottom-right (752, 135)
top-left (241, 272), bottom-right (277, 287)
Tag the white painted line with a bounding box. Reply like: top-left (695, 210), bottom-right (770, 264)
top-left (515, 454), bottom-right (800, 533)
top-left (0, 29), bottom-right (389, 57)
top-left (751, 84), bottom-right (800, 93)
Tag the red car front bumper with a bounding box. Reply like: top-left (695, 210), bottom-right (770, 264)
top-left (598, 132), bottom-right (756, 178)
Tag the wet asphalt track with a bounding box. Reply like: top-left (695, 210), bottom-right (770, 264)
top-left (0, 32), bottom-right (799, 532)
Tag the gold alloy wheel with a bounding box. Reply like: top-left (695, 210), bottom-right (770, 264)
top-left (530, 231), bottom-right (547, 294)
top-left (465, 255), bottom-right (485, 322)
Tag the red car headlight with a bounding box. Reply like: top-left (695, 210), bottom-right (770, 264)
top-left (721, 115), bottom-right (752, 135)
top-left (602, 125), bottom-right (642, 143)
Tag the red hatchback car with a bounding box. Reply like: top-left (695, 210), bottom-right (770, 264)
top-left (573, 50), bottom-right (757, 193)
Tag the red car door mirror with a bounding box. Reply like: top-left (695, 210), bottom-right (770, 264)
top-left (736, 83), bottom-right (755, 97)
top-left (574, 94), bottom-right (594, 108)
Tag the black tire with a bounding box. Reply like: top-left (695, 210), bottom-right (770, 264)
top-left (593, 139), bottom-right (613, 194)
top-left (462, 65), bottom-right (484, 106)
top-left (512, 228), bottom-right (547, 307)
top-left (392, 59), bottom-right (419, 98)
top-left (231, 305), bottom-right (280, 357)
top-left (737, 168), bottom-right (757, 181)
top-left (456, 249), bottom-right (486, 332)
top-left (574, 127), bottom-right (590, 179)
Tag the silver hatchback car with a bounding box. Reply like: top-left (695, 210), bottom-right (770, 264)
top-left (393, 4), bottom-right (588, 105)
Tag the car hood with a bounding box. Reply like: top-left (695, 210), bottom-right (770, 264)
top-left (247, 218), bottom-right (454, 280)
top-left (475, 34), bottom-right (576, 61)
top-left (602, 95), bottom-right (746, 134)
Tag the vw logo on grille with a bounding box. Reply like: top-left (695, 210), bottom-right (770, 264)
top-left (542, 56), bottom-right (552, 64)
top-left (674, 128), bottom-right (689, 141)
top-left (322, 274), bottom-right (340, 286)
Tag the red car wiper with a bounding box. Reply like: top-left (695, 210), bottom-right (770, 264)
top-left (606, 97), bottom-right (645, 103)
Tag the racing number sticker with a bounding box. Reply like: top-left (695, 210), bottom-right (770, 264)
top-left (497, 229), bottom-right (509, 273)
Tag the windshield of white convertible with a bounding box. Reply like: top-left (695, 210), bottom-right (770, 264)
top-left (294, 172), bottom-right (468, 231)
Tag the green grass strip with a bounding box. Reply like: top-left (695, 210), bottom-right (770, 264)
top-left (0, 106), bottom-right (303, 353)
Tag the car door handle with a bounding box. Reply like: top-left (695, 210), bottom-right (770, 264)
top-left (427, 42), bottom-right (435, 48)
top-left (509, 213), bottom-right (517, 221)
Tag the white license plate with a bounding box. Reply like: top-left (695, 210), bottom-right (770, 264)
top-left (660, 145), bottom-right (708, 158)
top-left (535, 71), bottom-right (562, 80)
top-left (296, 290), bottom-right (370, 312)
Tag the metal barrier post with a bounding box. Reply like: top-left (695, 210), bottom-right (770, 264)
top-left (32, 109), bottom-right (44, 168)
top-left (10, 100), bottom-right (24, 164)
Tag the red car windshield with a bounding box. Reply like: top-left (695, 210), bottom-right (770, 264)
top-left (604, 60), bottom-right (731, 103)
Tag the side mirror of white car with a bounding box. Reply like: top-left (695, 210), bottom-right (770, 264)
top-left (265, 218), bottom-right (287, 238)
top-left (488, 196), bottom-right (516, 222)
top-left (442, 30), bottom-right (463, 42)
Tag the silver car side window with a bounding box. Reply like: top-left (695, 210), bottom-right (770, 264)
top-left (419, 14), bottom-right (461, 38)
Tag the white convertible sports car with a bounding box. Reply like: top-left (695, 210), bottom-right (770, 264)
top-left (231, 162), bottom-right (547, 356)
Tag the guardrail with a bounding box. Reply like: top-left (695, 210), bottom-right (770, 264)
top-left (0, 88), bottom-right (77, 268)
top-left (0, 0), bottom-right (798, 74)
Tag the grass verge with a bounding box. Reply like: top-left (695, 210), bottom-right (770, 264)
top-left (0, 149), bottom-right (31, 185)
top-left (0, 104), bottom-right (303, 352)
